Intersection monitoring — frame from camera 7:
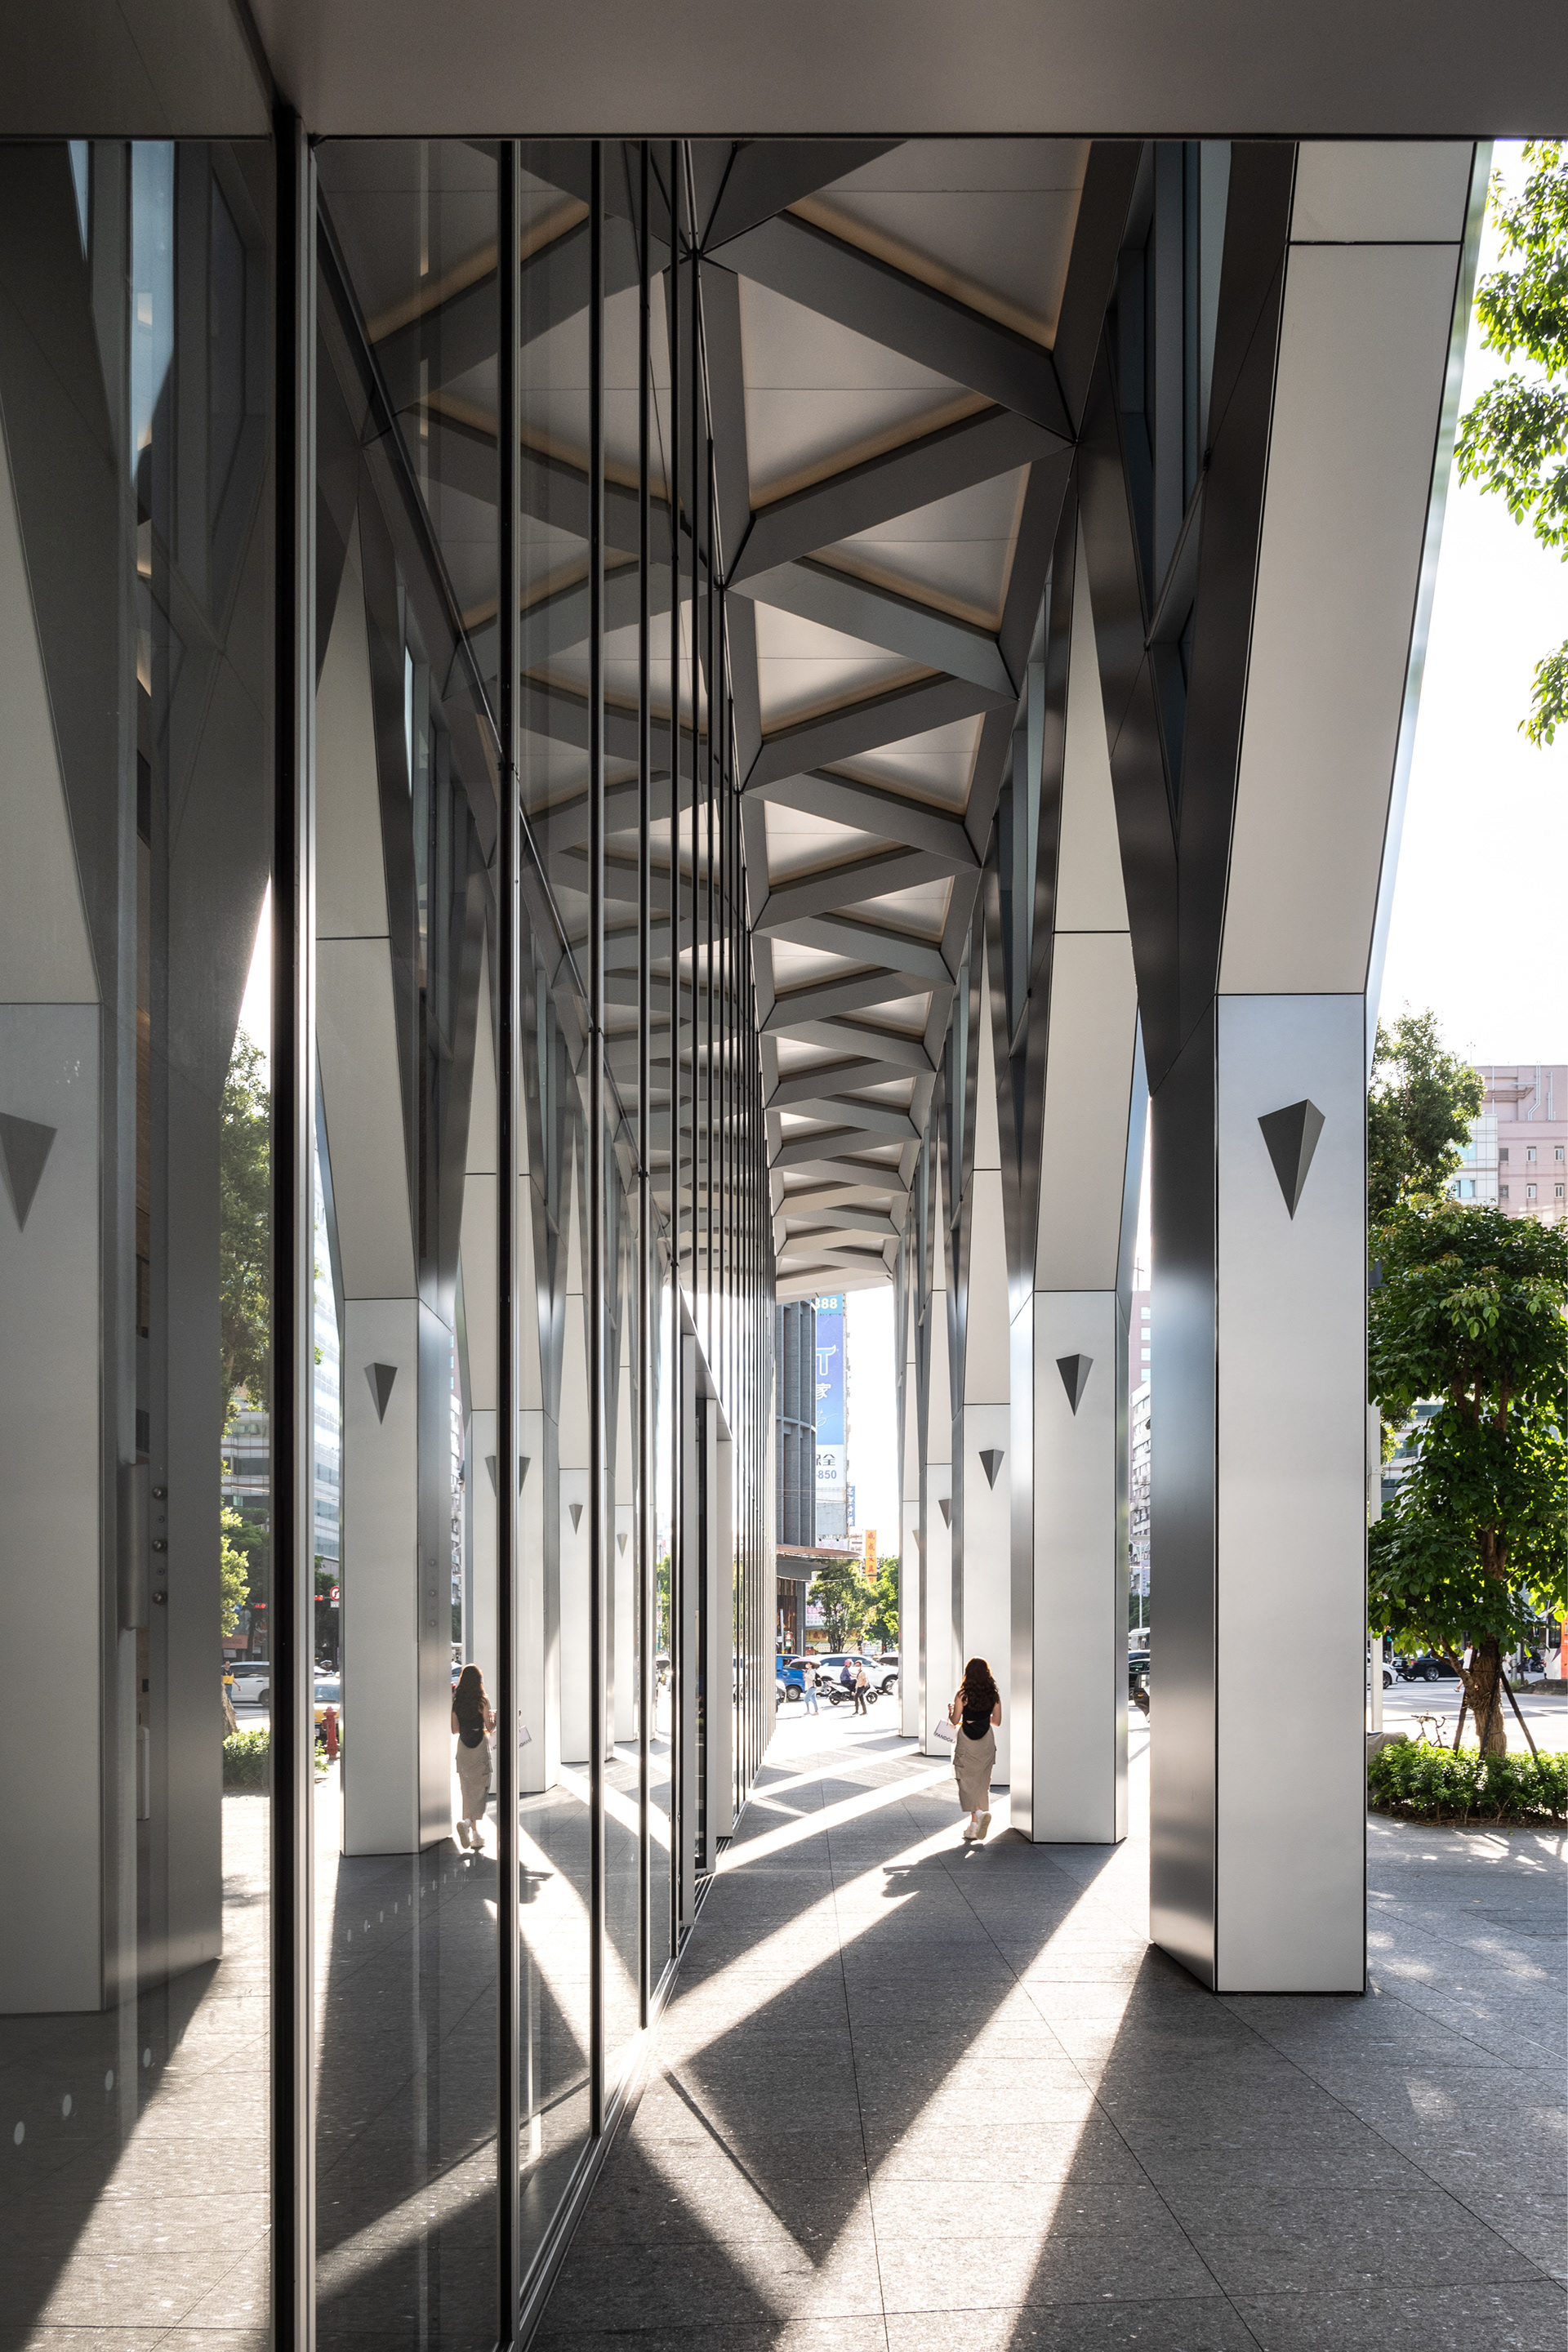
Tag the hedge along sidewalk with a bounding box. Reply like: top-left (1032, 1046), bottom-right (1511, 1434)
top-left (1369, 1738), bottom-right (1568, 1826)
top-left (223, 1727), bottom-right (331, 1789)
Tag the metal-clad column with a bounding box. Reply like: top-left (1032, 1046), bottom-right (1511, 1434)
top-left (635, 138), bottom-right (653, 2029)
top-left (270, 104), bottom-right (315, 2352)
top-left (586, 139), bottom-right (608, 2132)
top-left (494, 135), bottom-right (522, 2347)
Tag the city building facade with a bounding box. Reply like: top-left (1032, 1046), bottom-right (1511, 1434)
top-left (1457, 1063), bottom-right (1568, 1223)
top-left (2, 8), bottom-right (1560, 2348)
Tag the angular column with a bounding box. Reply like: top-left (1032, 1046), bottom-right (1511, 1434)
top-left (317, 525), bottom-right (454, 1855)
top-left (952, 943), bottom-right (1012, 1782)
top-left (459, 939), bottom-right (499, 1706)
top-left (917, 1130), bottom-right (954, 1752)
top-left (1006, 523), bottom-right (1143, 1844)
top-left (898, 1243), bottom-right (921, 1739)
top-left (1080, 141), bottom-right (1480, 1985)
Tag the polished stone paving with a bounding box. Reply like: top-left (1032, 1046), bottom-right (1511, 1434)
top-left (537, 1708), bottom-right (1567, 2352)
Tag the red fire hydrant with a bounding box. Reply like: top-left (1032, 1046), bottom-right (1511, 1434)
top-left (322, 1706), bottom-right (340, 1762)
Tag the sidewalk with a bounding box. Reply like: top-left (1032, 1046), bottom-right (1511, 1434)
top-left (537, 1707), bottom-right (1566, 2351)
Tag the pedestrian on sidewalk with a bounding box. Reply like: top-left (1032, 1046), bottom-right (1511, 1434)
top-left (853, 1660), bottom-right (870, 1716)
top-left (452, 1664), bottom-right (496, 1850)
top-left (801, 1655), bottom-right (819, 1713)
top-left (948, 1656), bottom-right (1000, 1841)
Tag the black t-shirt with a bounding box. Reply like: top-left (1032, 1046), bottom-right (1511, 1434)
top-left (960, 1697), bottom-right (993, 1740)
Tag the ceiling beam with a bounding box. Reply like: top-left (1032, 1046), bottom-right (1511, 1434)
top-left (775, 1019), bottom-right (933, 1071)
top-left (764, 914), bottom-right (950, 982)
top-left (710, 212), bottom-right (1073, 439)
top-left (376, 212), bottom-right (644, 412)
top-left (731, 403), bottom-right (1060, 586)
top-left (768, 1057), bottom-right (919, 1105)
top-left (746, 767), bottom-right (978, 865)
top-left (733, 556), bottom-right (1014, 697)
top-left (703, 141), bottom-right (904, 249)
top-left (757, 844), bottom-right (959, 931)
top-left (764, 969), bottom-right (933, 1029)
top-left (748, 672), bottom-right (1006, 795)
top-left (777, 1094), bottom-right (918, 1138)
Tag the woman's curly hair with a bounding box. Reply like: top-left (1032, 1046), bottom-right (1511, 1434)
top-left (960, 1657), bottom-right (1000, 1717)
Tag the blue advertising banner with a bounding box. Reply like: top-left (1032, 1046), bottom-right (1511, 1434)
top-left (814, 1294), bottom-right (846, 1538)
top-left (813, 1295), bottom-right (844, 1446)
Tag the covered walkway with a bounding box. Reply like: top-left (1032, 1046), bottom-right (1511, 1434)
top-left (540, 1708), bottom-right (1565, 2350)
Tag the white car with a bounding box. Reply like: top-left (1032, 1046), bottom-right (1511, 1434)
top-left (228, 1663), bottom-right (271, 1705)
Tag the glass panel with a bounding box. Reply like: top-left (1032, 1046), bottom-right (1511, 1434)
top-left (0, 137), bottom-right (274, 2351)
top-left (516, 923), bottom-right (592, 2253)
top-left (312, 137), bottom-right (499, 2352)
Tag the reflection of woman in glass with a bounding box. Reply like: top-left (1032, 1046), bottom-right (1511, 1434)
top-left (451, 1664), bottom-right (495, 1851)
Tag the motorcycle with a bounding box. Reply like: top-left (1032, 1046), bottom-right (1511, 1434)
top-left (826, 1677), bottom-right (878, 1709)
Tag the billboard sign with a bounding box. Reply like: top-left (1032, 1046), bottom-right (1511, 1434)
top-left (813, 1294), bottom-right (846, 1538)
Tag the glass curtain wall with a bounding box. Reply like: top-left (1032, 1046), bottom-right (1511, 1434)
top-left (0, 137), bottom-right (276, 2350)
top-left (303, 134), bottom-right (776, 2349)
top-left (0, 125), bottom-right (773, 2352)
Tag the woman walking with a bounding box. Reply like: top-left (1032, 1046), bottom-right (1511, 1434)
top-left (452, 1664), bottom-right (495, 1851)
top-left (948, 1656), bottom-right (1000, 1842)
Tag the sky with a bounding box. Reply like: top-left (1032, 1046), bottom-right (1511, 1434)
top-left (236, 146), bottom-right (1564, 1550)
top-left (1376, 140), bottom-right (1568, 1063)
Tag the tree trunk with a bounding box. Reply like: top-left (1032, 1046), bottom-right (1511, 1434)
top-left (1459, 1635), bottom-right (1508, 1756)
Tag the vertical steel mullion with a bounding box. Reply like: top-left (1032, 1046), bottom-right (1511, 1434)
top-left (587, 140), bottom-right (608, 2131)
top-left (668, 140), bottom-right (684, 1958)
top-left (495, 137), bottom-right (523, 2352)
top-left (635, 138), bottom-right (653, 2029)
top-left (271, 104), bottom-right (315, 2352)
top-left (688, 216), bottom-right (702, 1359)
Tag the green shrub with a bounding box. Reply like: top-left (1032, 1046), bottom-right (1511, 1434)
top-left (1368, 1739), bottom-right (1567, 1824)
top-left (222, 1726), bottom-right (331, 1789)
top-left (223, 1730), bottom-right (270, 1789)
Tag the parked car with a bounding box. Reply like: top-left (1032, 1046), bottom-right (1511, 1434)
top-left (229, 1663), bottom-right (271, 1705)
top-left (1396, 1652), bottom-right (1455, 1683)
top-left (1128, 1650), bottom-right (1150, 1715)
top-left (313, 1674), bottom-right (342, 1726)
top-left (777, 1655), bottom-right (809, 1701)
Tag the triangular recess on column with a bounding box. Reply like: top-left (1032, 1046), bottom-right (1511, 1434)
top-left (937, 1496), bottom-right (951, 1527)
top-left (365, 1361), bottom-right (398, 1423)
top-left (1258, 1098), bottom-right (1325, 1219)
top-left (568, 1501), bottom-right (583, 1532)
top-left (485, 1455), bottom-right (497, 1493)
top-left (520, 1457), bottom-right (531, 1490)
top-left (1056, 1354), bottom-right (1093, 1414)
top-left (617, 1532), bottom-right (628, 1555)
top-left (0, 1113), bottom-right (56, 1231)
top-left (978, 1447), bottom-right (1004, 1490)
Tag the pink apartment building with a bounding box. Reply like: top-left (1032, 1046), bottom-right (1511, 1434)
top-left (1452, 1064), bottom-right (1567, 1225)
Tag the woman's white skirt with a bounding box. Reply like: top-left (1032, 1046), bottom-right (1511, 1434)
top-left (954, 1726), bottom-right (995, 1813)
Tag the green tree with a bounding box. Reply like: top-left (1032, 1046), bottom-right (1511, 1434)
top-left (220, 1503), bottom-right (252, 1642)
top-left (866, 1554), bottom-right (900, 1648)
top-left (1454, 140), bottom-right (1568, 746)
top-left (810, 1553), bottom-right (871, 1650)
top-left (220, 1031), bottom-right (270, 1430)
top-left (1367, 1011), bottom-right (1485, 1217)
top-left (1369, 1201), bottom-right (1568, 1753)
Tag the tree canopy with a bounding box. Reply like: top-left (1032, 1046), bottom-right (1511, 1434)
top-left (1369, 1201), bottom-right (1568, 1749)
top-left (1367, 1011), bottom-right (1485, 1217)
top-left (220, 1031), bottom-right (270, 1430)
top-left (1454, 140), bottom-right (1568, 746)
top-left (810, 1553), bottom-right (871, 1650)
top-left (866, 1554), bottom-right (900, 1648)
